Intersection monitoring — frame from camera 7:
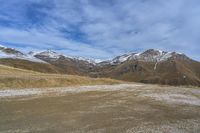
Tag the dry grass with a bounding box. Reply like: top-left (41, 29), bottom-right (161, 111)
top-left (0, 65), bottom-right (122, 89)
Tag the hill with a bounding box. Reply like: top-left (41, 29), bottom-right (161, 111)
top-left (94, 49), bottom-right (200, 86)
top-left (0, 65), bottom-right (122, 89)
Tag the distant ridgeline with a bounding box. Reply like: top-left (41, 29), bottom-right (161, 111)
top-left (0, 45), bottom-right (200, 86)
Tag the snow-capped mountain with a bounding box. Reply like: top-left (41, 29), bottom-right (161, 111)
top-left (73, 56), bottom-right (102, 64)
top-left (0, 44), bottom-right (199, 86)
top-left (30, 49), bottom-right (99, 75)
top-left (0, 45), bottom-right (99, 75)
top-left (32, 49), bottom-right (101, 64)
top-left (106, 49), bottom-right (188, 65)
top-left (0, 44), bottom-right (193, 66)
top-left (32, 49), bottom-right (64, 60)
top-left (0, 45), bottom-right (45, 63)
top-left (95, 49), bottom-right (200, 86)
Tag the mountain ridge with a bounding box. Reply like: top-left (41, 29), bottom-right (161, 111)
top-left (0, 44), bottom-right (197, 64)
top-left (0, 44), bottom-right (199, 86)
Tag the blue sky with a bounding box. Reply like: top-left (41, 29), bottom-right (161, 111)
top-left (0, 0), bottom-right (199, 60)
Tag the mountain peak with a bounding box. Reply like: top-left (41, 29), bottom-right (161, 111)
top-left (142, 49), bottom-right (166, 55)
top-left (35, 50), bottom-right (63, 59)
top-left (106, 49), bottom-right (191, 65)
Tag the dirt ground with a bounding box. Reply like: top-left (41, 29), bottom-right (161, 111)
top-left (0, 84), bottom-right (199, 133)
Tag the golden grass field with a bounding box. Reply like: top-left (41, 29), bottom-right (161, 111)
top-left (0, 65), bottom-right (122, 89)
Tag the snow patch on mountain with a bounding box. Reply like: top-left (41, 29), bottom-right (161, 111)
top-left (159, 52), bottom-right (173, 62)
top-left (73, 56), bottom-right (101, 64)
top-left (33, 49), bottom-right (102, 64)
top-left (154, 62), bottom-right (158, 70)
top-left (110, 53), bottom-right (136, 64)
top-left (107, 49), bottom-right (184, 65)
top-left (34, 50), bottom-right (63, 59)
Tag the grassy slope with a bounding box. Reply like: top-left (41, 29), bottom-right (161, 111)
top-left (95, 60), bottom-right (200, 86)
top-left (0, 65), bottom-right (122, 89)
top-left (0, 58), bottom-right (59, 73)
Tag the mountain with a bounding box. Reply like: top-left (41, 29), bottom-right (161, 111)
top-left (0, 44), bottom-right (199, 86)
top-left (100, 49), bottom-right (188, 65)
top-left (0, 46), bottom-right (96, 75)
top-left (32, 50), bottom-right (95, 75)
top-left (94, 49), bottom-right (200, 86)
top-left (0, 45), bottom-right (60, 73)
top-left (0, 45), bottom-right (45, 63)
top-left (32, 49), bottom-right (101, 64)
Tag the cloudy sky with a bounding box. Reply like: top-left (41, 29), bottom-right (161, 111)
top-left (0, 0), bottom-right (199, 60)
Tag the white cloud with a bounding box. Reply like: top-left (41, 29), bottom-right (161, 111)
top-left (0, 0), bottom-right (199, 60)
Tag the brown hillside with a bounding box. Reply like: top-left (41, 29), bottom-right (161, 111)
top-left (0, 58), bottom-right (59, 74)
top-left (92, 59), bottom-right (200, 86)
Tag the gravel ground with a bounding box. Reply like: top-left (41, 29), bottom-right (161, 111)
top-left (0, 84), bottom-right (199, 133)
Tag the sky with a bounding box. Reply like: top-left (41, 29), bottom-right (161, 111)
top-left (0, 0), bottom-right (199, 60)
